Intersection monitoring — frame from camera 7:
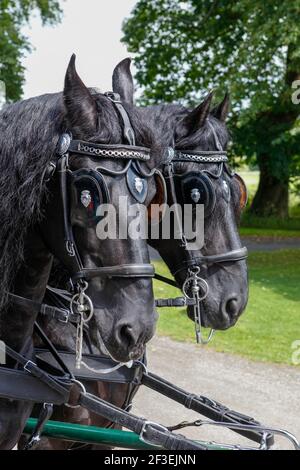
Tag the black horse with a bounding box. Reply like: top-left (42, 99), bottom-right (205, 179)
top-left (113, 59), bottom-right (248, 330)
top-left (0, 55), bottom-right (166, 449)
top-left (27, 60), bottom-right (249, 450)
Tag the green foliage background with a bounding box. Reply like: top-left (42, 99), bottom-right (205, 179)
top-left (0, 0), bottom-right (62, 101)
top-left (123, 0), bottom-right (300, 188)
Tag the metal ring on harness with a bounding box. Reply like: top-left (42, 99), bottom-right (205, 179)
top-left (70, 291), bottom-right (94, 322)
top-left (182, 268), bottom-right (209, 302)
top-left (182, 267), bottom-right (214, 345)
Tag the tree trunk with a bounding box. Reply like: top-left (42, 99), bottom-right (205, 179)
top-left (250, 159), bottom-right (289, 219)
top-left (250, 44), bottom-right (300, 220)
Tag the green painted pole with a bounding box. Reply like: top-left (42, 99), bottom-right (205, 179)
top-left (24, 419), bottom-right (223, 450)
top-left (24, 419), bottom-right (160, 450)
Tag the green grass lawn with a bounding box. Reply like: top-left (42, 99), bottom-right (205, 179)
top-left (154, 250), bottom-right (300, 366)
top-left (240, 227), bottom-right (300, 238)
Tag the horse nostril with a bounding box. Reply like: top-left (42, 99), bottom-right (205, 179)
top-left (118, 325), bottom-right (137, 349)
top-left (225, 298), bottom-right (239, 318)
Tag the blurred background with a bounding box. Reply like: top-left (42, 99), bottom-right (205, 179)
top-left (0, 0), bottom-right (299, 365)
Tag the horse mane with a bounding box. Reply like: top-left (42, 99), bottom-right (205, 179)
top-left (0, 92), bottom-right (66, 312)
top-left (129, 103), bottom-right (230, 152)
top-left (176, 113), bottom-right (230, 151)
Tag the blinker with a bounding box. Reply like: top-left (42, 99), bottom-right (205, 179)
top-left (173, 171), bottom-right (216, 218)
top-left (126, 164), bottom-right (148, 203)
top-left (70, 169), bottom-right (109, 225)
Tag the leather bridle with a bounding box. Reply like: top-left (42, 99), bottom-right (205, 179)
top-left (162, 156), bottom-right (248, 275)
top-left (56, 92), bottom-right (156, 285)
top-left (155, 120), bottom-right (248, 344)
top-left (57, 150), bottom-right (155, 282)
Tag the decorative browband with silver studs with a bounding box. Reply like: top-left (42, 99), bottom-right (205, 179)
top-left (68, 140), bottom-right (151, 161)
top-left (173, 150), bottom-right (228, 163)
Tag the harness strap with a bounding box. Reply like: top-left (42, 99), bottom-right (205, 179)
top-left (72, 264), bottom-right (155, 281)
top-left (22, 403), bottom-right (54, 450)
top-left (155, 297), bottom-right (196, 307)
top-left (34, 323), bottom-right (74, 377)
top-left (104, 92), bottom-right (136, 146)
top-left (9, 293), bottom-right (80, 324)
top-left (3, 344), bottom-right (70, 398)
top-left (194, 246), bottom-right (248, 264)
top-left (141, 372), bottom-right (274, 447)
top-left (79, 392), bottom-right (207, 450)
top-left (171, 246), bottom-right (248, 277)
top-left (154, 273), bottom-right (178, 288)
top-left (0, 367), bottom-right (70, 405)
top-left (68, 141), bottom-right (150, 161)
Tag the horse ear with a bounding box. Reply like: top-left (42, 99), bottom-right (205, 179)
top-left (112, 58), bottom-right (134, 105)
top-left (211, 92), bottom-right (230, 121)
top-left (175, 92), bottom-right (214, 140)
top-left (63, 54), bottom-right (98, 135)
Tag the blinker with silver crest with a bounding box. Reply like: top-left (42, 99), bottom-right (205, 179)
top-left (126, 164), bottom-right (148, 203)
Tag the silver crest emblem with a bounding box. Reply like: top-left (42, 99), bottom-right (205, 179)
top-left (81, 190), bottom-right (92, 208)
top-left (134, 177), bottom-right (144, 194)
top-left (191, 188), bottom-right (201, 203)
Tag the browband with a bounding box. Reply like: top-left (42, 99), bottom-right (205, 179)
top-left (173, 150), bottom-right (228, 163)
top-left (68, 140), bottom-right (151, 161)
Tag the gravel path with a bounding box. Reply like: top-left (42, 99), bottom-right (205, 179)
top-left (133, 336), bottom-right (300, 450)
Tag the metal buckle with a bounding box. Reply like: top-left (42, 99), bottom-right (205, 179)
top-left (24, 360), bottom-right (36, 374)
top-left (58, 309), bottom-right (70, 324)
top-left (66, 240), bottom-right (75, 257)
top-left (104, 91), bottom-right (121, 103)
top-left (139, 421), bottom-right (168, 447)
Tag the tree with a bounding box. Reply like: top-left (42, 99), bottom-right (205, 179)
top-left (122, 0), bottom-right (300, 218)
top-left (0, 0), bottom-right (62, 102)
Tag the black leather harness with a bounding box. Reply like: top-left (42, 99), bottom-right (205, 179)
top-left (2, 95), bottom-right (294, 450)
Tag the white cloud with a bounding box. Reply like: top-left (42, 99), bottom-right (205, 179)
top-left (22, 0), bottom-right (137, 98)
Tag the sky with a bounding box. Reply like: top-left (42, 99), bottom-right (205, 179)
top-left (22, 0), bottom-right (137, 98)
